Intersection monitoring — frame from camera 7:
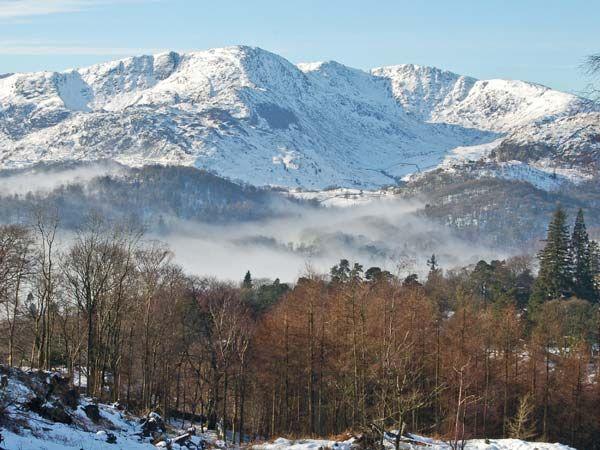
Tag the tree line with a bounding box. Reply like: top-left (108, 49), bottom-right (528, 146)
top-left (0, 206), bottom-right (599, 448)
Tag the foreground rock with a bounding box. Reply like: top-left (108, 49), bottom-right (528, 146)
top-left (0, 366), bottom-right (209, 449)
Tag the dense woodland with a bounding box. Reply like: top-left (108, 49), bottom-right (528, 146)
top-left (0, 206), bottom-right (600, 449)
top-left (0, 163), bottom-right (301, 229)
top-left (405, 170), bottom-right (600, 248)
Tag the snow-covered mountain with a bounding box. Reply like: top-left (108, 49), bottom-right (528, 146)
top-left (0, 46), bottom-right (595, 189)
top-left (373, 64), bottom-right (588, 131)
top-left (491, 112), bottom-right (600, 167)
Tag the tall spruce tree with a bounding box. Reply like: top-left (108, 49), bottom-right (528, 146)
top-left (571, 209), bottom-right (596, 301)
top-left (590, 240), bottom-right (600, 299)
top-left (531, 207), bottom-right (574, 305)
top-left (243, 270), bottom-right (253, 289)
top-left (426, 254), bottom-right (442, 282)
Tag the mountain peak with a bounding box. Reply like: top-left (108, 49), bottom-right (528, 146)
top-left (373, 63), bottom-right (467, 79)
top-left (372, 64), bottom-right (477, 120)
top-left (298, 59), bottom-right (356, 72)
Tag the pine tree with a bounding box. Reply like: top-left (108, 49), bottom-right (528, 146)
top-left (426, 254), bottom-right (442, 283)
top-left (330, 259), bottom-right (351, 283)
top-left (427, 254), bottom-right (438, 273)
top-left (590, 240), bottom-right (600, 299)
top-left (243, 270), bottom-right (253, 289)
top-left (571, 209), bottom-right (596, 301)
top-left (591, 241), bottom-right (600, 273)
top-left (531, 207), bottom-right (574, 304)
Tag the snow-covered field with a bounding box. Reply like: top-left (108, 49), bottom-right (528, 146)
top-left (287, 187), bottom-right (398, 207)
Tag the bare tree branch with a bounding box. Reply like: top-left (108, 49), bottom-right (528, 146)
top-left (584, 53), bottom-right (600, 76)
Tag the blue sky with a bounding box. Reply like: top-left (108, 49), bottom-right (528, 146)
top-left (1, 0), bottom-right (598, 94)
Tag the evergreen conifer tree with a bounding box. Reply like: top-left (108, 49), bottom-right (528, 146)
top-left (427, 254), bottom-right (438, 273)
top-left (426, 254), bottom-right (442, 283)
top-left (590, 240), bottom-right (600, 299)
top-left (243, 270), bottom-right (253, 289)
top-left (571, 209), bottom-right (596, 301)
top-left (330, 259), bottom-right (351, 283)
top-left (591, 241), bottom-right (600, 272)
top-left (531, 207), bottom-right (573, 305)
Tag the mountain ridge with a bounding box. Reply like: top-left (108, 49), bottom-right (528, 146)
top-left (0, 45), bottom-right (596, 189)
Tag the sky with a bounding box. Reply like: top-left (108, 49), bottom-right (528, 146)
top-left (0, 0), bottom-right (599, 94)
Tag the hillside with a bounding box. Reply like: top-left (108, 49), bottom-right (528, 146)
top-left (0, 366), bottom-right (210, 449)
top-left (0, 162), bottom-right (302, 229)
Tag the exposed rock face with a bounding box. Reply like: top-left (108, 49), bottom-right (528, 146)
top-left (26, 397), bottom-right (73, 425)
top-left (140, 411), bottom-right (167, 439)
top-left (83, 404), bottom-right (101, 423)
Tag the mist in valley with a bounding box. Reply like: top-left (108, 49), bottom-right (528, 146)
top-left (0, 164), bottom-right (504, 283)
top-left (0, 161), bottom-right (125, 196)
top-left (155, 196), bottom-right (503, 282)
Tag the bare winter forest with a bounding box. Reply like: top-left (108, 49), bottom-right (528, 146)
top-left (0, 206), bottom-right (599, 449)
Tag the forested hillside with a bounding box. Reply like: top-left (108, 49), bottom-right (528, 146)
top-left (0, 207), bottom-right (599, 448)
top-left (404, 171), bottom-right (600, 247)
top-left (0, 163), bottom-right (307, 229)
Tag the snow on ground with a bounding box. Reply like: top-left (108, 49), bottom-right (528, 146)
top-left (484, 160), bottom-right (593, 190)
top-left (459, 440), bottom-right (574, 450)
top-left (0, 367), bottom-right (576, 450)
top-left (0, 366), bottom-right (208, 450)
top-left (254, 437), bottom-right (353, 450)
top-left (401, 434), bottom-right (575, 450)
top-left (371, 65), bottom-right (586, 133)
top-left (442, 139), bottom-right (504, 165)
top-left (287, 188), bottom-right (399, 207)
top-left (253, 435), bottom-right (575, 450)
top-left (2, 405), bottom-right (155, 450)
top-left (1, 370), bottom-right (153, 449)
top-left (406, 131), bottom-right (595, 191)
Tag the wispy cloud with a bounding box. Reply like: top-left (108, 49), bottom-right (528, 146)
top-left (0, 0), bottom-right (157, 19)
top-left (0, 40), bottom-right (167, 56)
top-left (0, 0), bottom-right (94, 18)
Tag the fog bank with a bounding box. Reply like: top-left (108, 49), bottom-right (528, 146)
top-left (157, 197), bottom-right (501, 282)
top-left (0, 161), bottom-right (124, 196)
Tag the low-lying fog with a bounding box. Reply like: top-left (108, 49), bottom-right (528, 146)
top-left (0, 161), bottom-right (124, 196)
top-left (156, 197), bottom-right (500, 282)
top-left (0, 163), bottom-right (502, 282)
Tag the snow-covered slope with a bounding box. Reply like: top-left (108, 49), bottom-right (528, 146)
top-left (492, 112), bottom-right (600, 168)
top-left (0, 366), bottom-right (208, 449)
top-left (372, 64), bottom-right (588, 132)
top-left (0, 46), bottom-right (594, 189)
top-left (371, 64), bottom-right (477, 122)
top-left (420, 111), bottom-right (600, 191)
